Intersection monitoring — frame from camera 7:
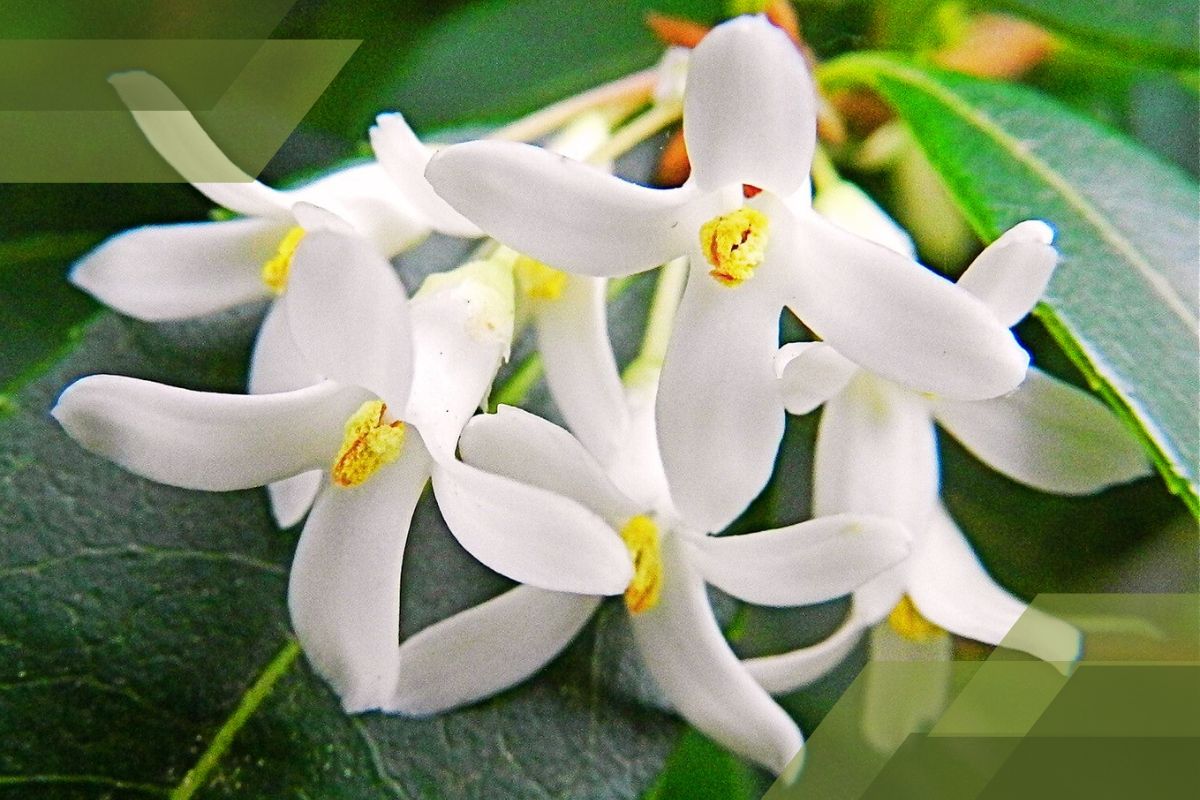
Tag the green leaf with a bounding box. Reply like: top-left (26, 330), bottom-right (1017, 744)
top-left (973, 0), bottom-right (1200, 68)
top-left (821, 54), bottom-right (1199, 515)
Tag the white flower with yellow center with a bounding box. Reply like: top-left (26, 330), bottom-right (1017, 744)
top-left (53, 232), bottom-right (634, 712)
top-left (424, 15), bottom-right (1030, 533)
top-left (743, 185), bottom-right (1151, 746)
top-left (385, 359), bottom-right (912, 775)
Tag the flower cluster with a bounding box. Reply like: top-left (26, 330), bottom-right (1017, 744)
top-left (51, 15), bottom-right (1148, 776)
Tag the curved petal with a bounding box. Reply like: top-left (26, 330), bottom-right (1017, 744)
top-left (392, 586), bottom-right (600, 715)
top-left (52, 376), bottom-right (368, 491)
top-left (934, 368), bottom-right (1150, 494)
top-left (283, 231), bottom-right (413, 410)
top-left (369, 114), bottom-right (481, 238)
top-left (425, 140), bottom-right (702, 276)
top-left (630, 533), bottom-right (803, 775)
top-left (743, 613), bottom-right (867, 695)
top-left (430, 459), bottom-right (633, 596)
top-left (458, 406), bottom-right (640, 524)
top-left (909, 505), bottom-right (1082, 668)
top-left (853, 565), bottom-right (909, 626)
top-left (812, 180), bottom-right (916, 257)
top-left (266, 471), bottom-right (323, 529)
top-left (683, 15), bottom-right (815, 196)
top-left (109, 71), bottom-right (290, 218)
top-left (292, 163), bottom-right (433, 256)
top-left (862, 623), bottom-right (953, 753)
top-left (790, 210), bottom-right (1029, 400)
top-left (957, 220), bottom-right (1056, 327)
top-left (534, 274), bottom-right (630, 466)
top-left (689, 513), bottom-right (910, 607)
top-left (69, 218), bottom-right (282, 321)
top-left (812, 372), bottom-right (938, 535)
top-left (775, 341), bottom-right (859, 416)
top-left (288, 441), bottom-right (431, 711)
top-left (658, 253), bottom-right (786, 532)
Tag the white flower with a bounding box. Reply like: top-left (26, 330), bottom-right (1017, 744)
top-left (425, 15), bottom-right (1029, 533)
top-left (745, 191), bottom-right (1151, 738)
top-left (53, 232), bottom-right (633, 712)
top-left (386, 357), bottom-right (911, 774)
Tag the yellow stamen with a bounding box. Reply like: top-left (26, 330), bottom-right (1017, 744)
top-left (331, 400), bottom-right (406, 488)
top-left (887, 595), bottom-right (945, 642)
top-left (699, 207), bottom-right (769, 287)
top-left (513, 255), bottom-right (568, 301)
top-left (619, 515), bottom-right (663, 614)
top-left (261, 226), bottom-right (306, 294)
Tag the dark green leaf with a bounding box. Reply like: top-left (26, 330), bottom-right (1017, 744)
top-left (822, 54), bottom-right (1200, 515)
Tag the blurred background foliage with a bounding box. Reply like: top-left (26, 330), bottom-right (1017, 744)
top-left (0, 1), bottom-right (1196, 798)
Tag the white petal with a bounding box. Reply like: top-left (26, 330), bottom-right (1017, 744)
top-left (534, 274), bottom-right (630, 466)
top-left (658, 257), bottom-right (785, 532)
top-left (957, 220), bottom-right (1056, 327)
top-left (935, 368), bottom-right (1150, 494)
top-left (292, 163), bottom-right (434, 256)
top-left (631, 533), bottom-right (803, 775)
top-left (425, 140), bottom-right (702, 276)
top-left (689, 513), bottom-right (910, 607)
top-left (283, 231), bottom-right (414, 410)
top-left (812, 373), bottom-right (938, 535)
top-left (743, 613), bottom-right (867, 695)
top-left (812, 180), bottom-right (916, 257)
top-left (908, 505), bottom-right (1082, 667)
top-left (683, 15), bottom-right (815, 196)
top-left (404, 261), bottom-right (514, 457)
top-left (790, 210), bottom-right (1029, 400)
top-left (52, 376), bottom-right (368, 491)
top-left (853, 565), bottom-right (910, 625)
top-left (288, 442), bottom-right (431, 711)
top-left (392, 586), bottom-right (599, 714)
top-left (430, 459), bottom-right (633, 596)
top-left (458, 406), bottom-right (640, 523)
top-left (862, 623), bottom-right (953, 752)
top-left (109, 71), bottom-right (290, 218)
top-left (69, 219), bottom-right (282, 321)
top-left (369, 114), bottom-right (481, 238)
top-left (775, 342), bottom-right (859, 416)
top-left (266, 471), bottom-right (323, 529)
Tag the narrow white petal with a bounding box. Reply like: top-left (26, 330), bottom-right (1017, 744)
top-left (52, 376), bottom-right (368, 491)
top-left (908, 505), bottom-right (1082, 667)
top-left (813, 372), bottom-right (939, 535)
top-left (430, 459), bottom-right (633, 596)
top-left (292, 163), bottom-right (434, 256)
top-left (288, 443), bottom-right (431, 712)
top-left (935, 368), bottom-right (1150, 494)
top-left (743, 613), bottom-right (867, 695)
top-left (775, 342), bottom-right (859, 416)
top-left (425, 140), bottom-right (702, 276)
top-left (631, 534), bottom-right (803, 775)
top-left (266, 471), bottom-right (323, 529)
top-left (957, 220), bottom-right (1056, 327)
top-left (69, 219), bottom-right (281, 321)
top-left (853, 566), bottom-right (910, 625)
top-left (658, 257), bottom-right (785, 532)
top-left (283, 231), bottom-right (414, 410)
top-left (458, 406), bottom-right (640, 523)
top-left (109, 71), bottom-right (290, 218)
top-left (862, 624), bottom-right (953, 752)
top-left (369, 114), bottom-right (481, 238)
top-left (534, 274), bottom-right (631, 466)
top-left (689, 513), bottom-right (910, 607)
top-left (392, 587), bottom-right (599, 714)
top-left (683, 16), bottom-right (815, 196)
top-left (812, 180), bottom-right (916, 257)
top-left (790, 210), bottom-right (1029, 400)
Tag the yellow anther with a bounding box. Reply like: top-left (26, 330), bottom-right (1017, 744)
top-left (699, 207), bottom-right (769, 287)
top-left (619, 515), bottom-right (663, 614)
top-left (261, 227), bottom-right (306, 294)
top-left (887, 595), bottom-right (944, 642)
top-left (513, 255), bottom-right (568, 301)
top-left (331, 400), bottom-right (406, 488)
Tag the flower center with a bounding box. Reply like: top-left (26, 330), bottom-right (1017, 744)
top-left (513, 254), bottom-right (568, 301)
top-left (261, 226), bottom-right (306, 294)
top-left (331, 400), bottom-right (406, 488)
top-left (619, 514), bottom-right (663, 614)
top-left (699, 207), bottom-right (769, 287)
top-left (887, 595), bottom-right (944, 642)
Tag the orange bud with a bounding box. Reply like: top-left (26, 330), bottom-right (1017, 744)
top-left (645, 11), bottom-right (710, 49)
top-left (654, 128), bottom-right (691, 188)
